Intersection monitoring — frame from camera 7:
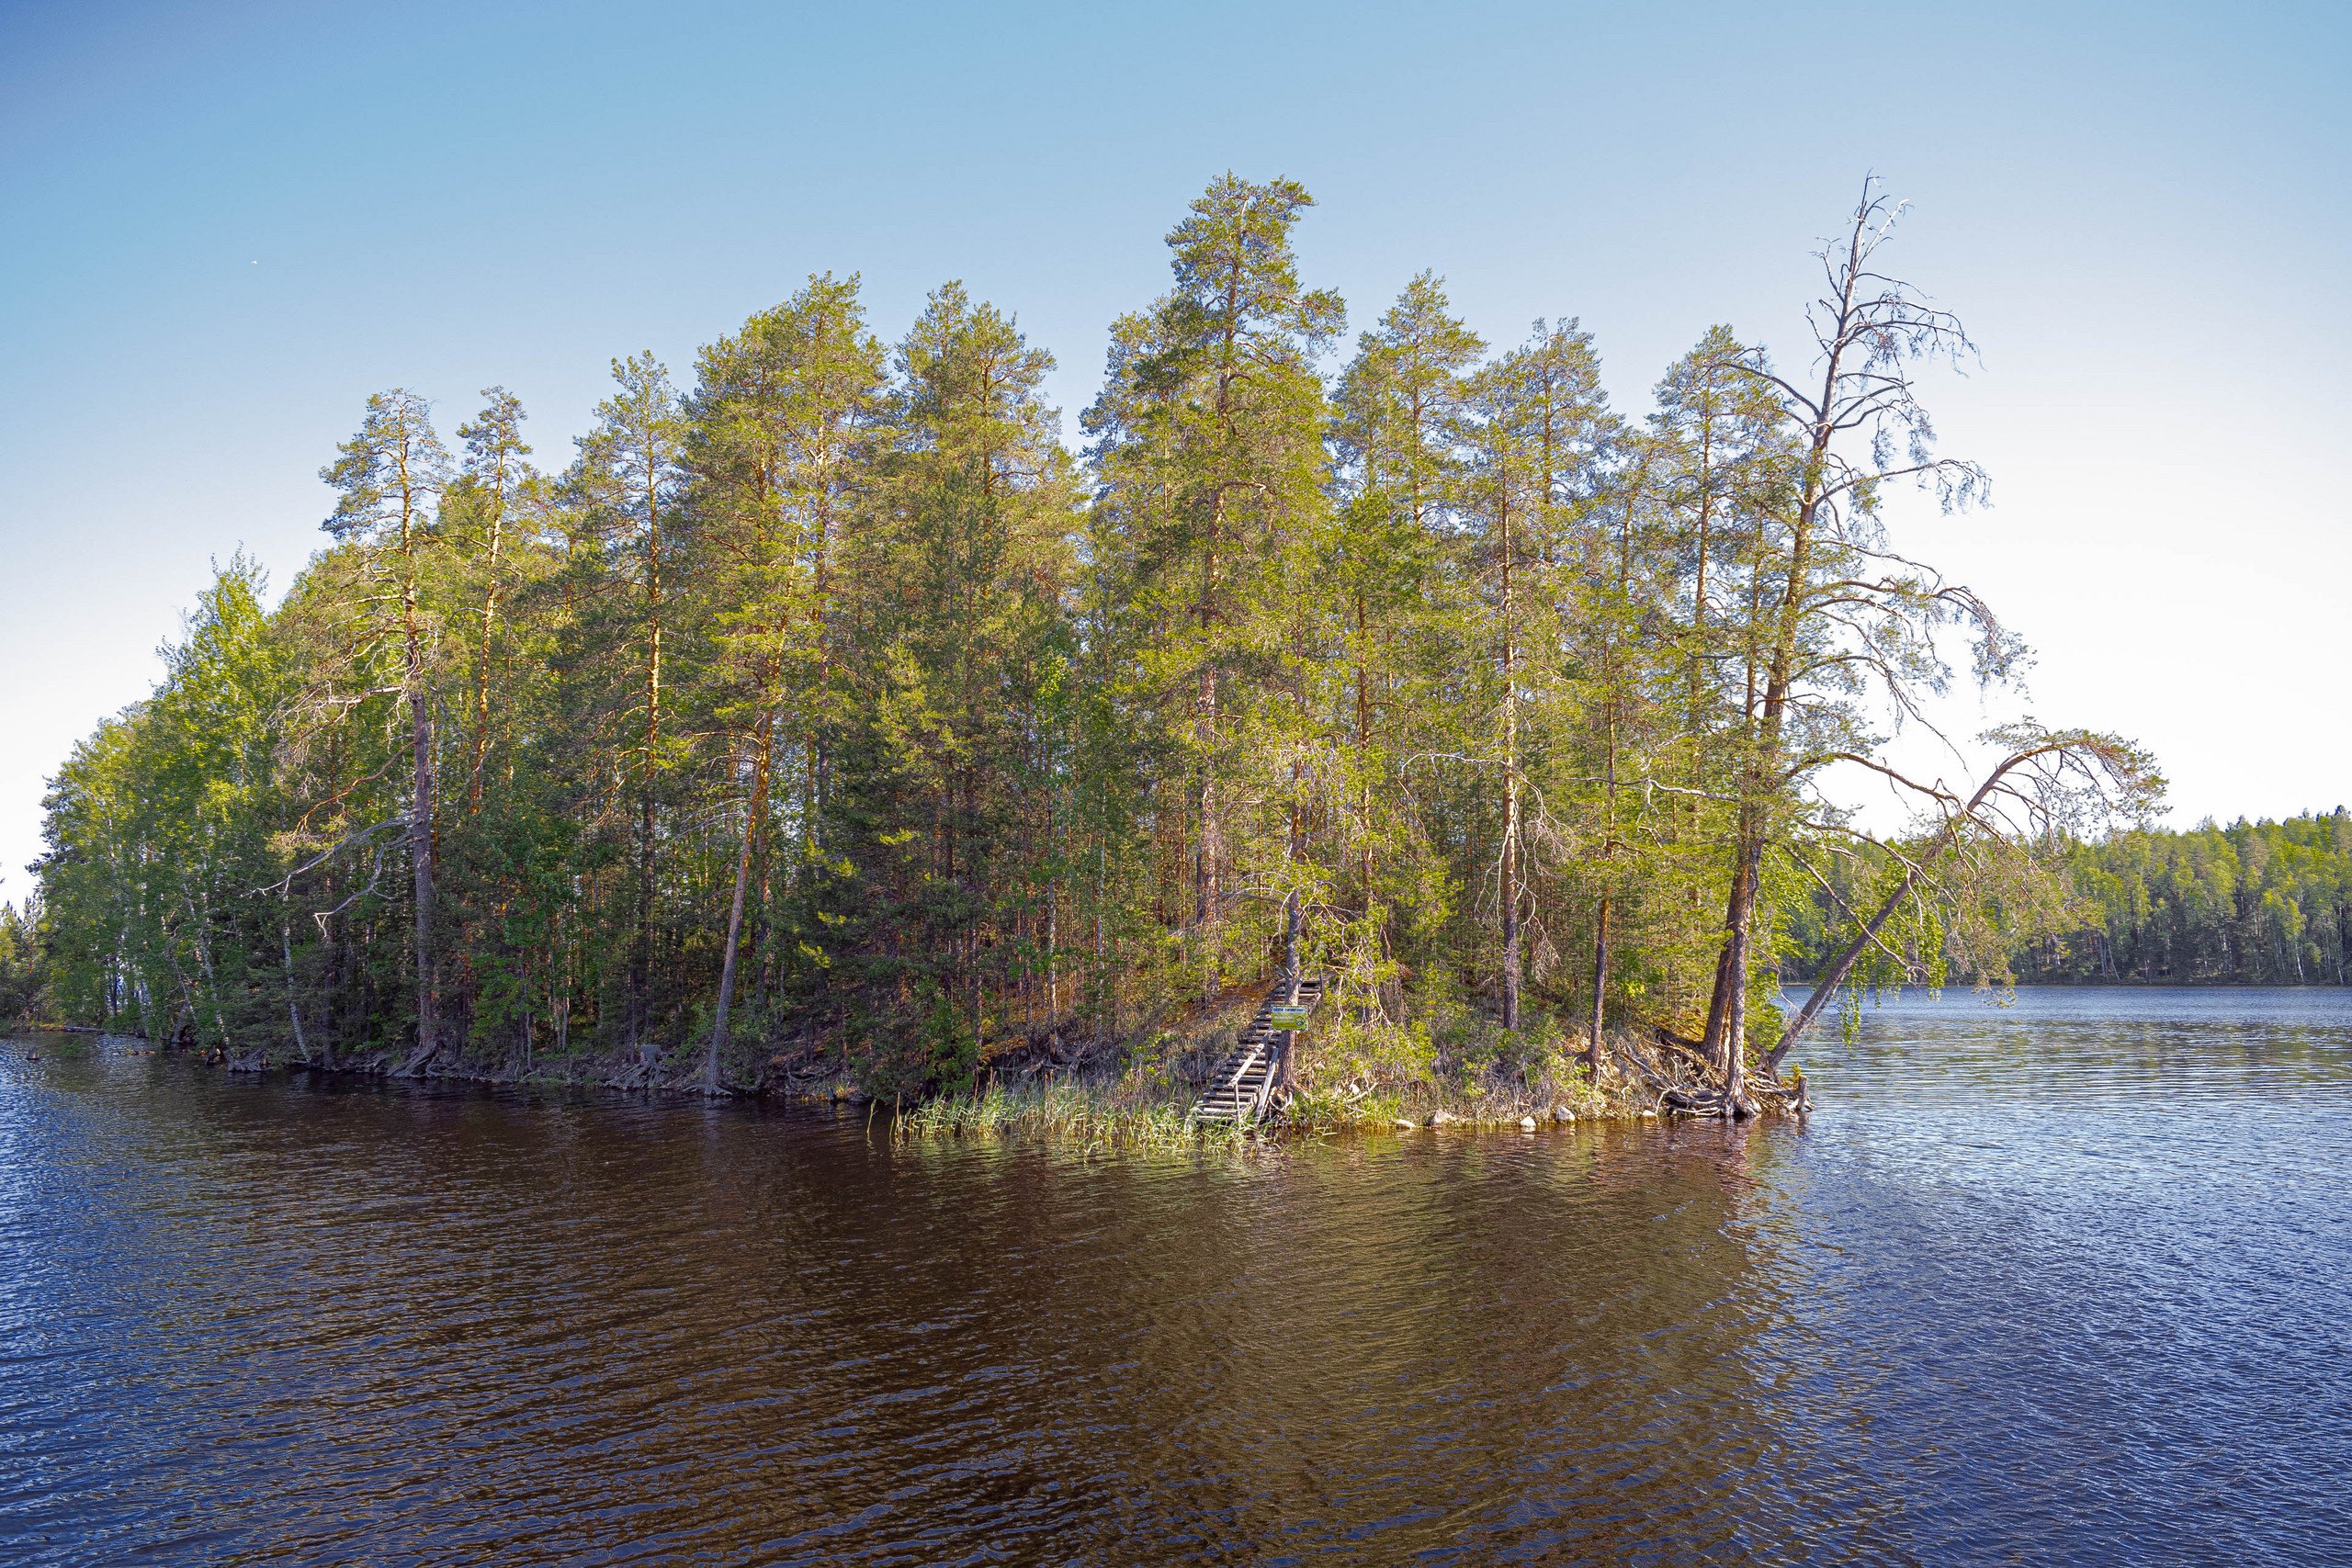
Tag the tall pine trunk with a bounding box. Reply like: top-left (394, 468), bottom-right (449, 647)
top-left (631, 474), bottom-right (664, 1048)
top-left (466, 493), bottom-right (505, 812)
top-left (401, 533), bottom-right (440, 1073)
top-left (1498, 500), bottom-right (1521, 1033)
top-left (707, 714), bottom-right (772, 1093)
top-left (405, 661), bottom-right (438, 1068)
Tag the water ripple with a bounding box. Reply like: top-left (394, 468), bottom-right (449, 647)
top-left (2, 989), bottom-right (2349, 1563)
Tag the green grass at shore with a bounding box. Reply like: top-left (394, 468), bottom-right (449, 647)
top-left (892, 1079), bottom-right (1259, 1152)
top-left (891, 1046), bottom-right (1648, 1148)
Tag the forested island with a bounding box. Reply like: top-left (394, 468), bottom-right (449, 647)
top-left (12, 175), bottom-right (2230, 1127)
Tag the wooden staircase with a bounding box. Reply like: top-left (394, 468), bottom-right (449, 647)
top-left (1189, 976), bottom-right (1324, 1127)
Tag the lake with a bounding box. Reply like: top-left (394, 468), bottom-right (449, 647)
top-left (4, 988), bottom-right (2348, 1565)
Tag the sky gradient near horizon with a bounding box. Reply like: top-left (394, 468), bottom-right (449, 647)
top-left (3, 0), bottom-right (2347, 897)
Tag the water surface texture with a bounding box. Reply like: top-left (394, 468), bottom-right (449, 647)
top-left (4, 989), bottom-right (2348, 1565)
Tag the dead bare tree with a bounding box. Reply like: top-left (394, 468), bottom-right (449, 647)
top-left (1692, 176), bottom-right (2025, 1115)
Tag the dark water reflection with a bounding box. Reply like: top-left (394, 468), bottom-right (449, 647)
top-left (4, 988), bottom-right (2349, 1564)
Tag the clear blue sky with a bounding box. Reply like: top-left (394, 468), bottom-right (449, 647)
top-left (3, 0), bottom-right (2346, 894)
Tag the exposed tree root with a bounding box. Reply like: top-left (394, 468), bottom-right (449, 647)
top-left (1615, 1026), bottom-right (1807, 1122)
top-left (392, 1040), bottom-right (444, 1078)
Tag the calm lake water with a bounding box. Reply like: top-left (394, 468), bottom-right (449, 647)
top-left (5, 989), bottom-right (2349, 1566)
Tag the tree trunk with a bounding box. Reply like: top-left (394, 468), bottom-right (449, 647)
top-left (281, 919), bottom-right (308, 1062)
top-left (1588, 894), bottom-right (1609, 1064)
top-left (1498, 507), bottom-right (1521, 1033)
top-left (1194, 502), bottom-right (1222, 986)
top-left (631, 450), bottom-right (665, 1047)
top-left (707, 715), bottom-right (773, 1094)
top-left (1700, 828), bottom-right (1763, 1114)
top-left (405, 670), bottom-right (439, 1070)
top-left (1500, 817), bottom-right (1521, 1033)
top-left (467, 477), bottom-right (506, 813)
top-left (1763, 740), bottom-right (2088, 1077)
top-left (1357, 595), bottom-right (1374, 931)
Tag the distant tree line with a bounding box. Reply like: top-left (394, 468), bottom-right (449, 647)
top-left (0, 900), bottom-right (41, 1023)
top-left (2032, 812), bottom-right (2350, 984)
top-left (1783, 811), bottom-right (2352, 987)
top-left (24, 176), bottom-right (2154, 1109)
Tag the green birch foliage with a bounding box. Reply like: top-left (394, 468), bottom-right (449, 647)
top-left (40, 559), bottom-right (291, 1045)
top-left (0, 897), bottom-right (44, 1023)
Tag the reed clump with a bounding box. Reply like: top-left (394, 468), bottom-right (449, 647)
top-left (891, 1078), bottom-right (1259, 1153)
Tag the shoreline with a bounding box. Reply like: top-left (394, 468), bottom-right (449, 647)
top-left (5, 1022), bottom-right (1751, 1139)
top-left (38, 973), bottom-right (2333, 1134)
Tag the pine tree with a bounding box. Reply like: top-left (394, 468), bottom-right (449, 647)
top-left (689, 274), bottom-right (887, 1087)
top-left (1329, 275), bottom-right (1482, 1013)
top-left (1462, 322), bottom-right (1615, 1054)
top-left (834, 282), bottom-right (1078, 1082)
top-left (26, 176), bottom-right (2182, 1114)
top-left (449, 388), bottom-right (538, 814)
top-left (570, 354), bottom-right (691, 1046)
top-left (321, 389), bottom-right (453, 1071)
top-left (1084, 173), bottom-right (1344, 997)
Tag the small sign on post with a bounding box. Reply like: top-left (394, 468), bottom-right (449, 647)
top-left (1269, 1005), bottom-right (1309, 1031)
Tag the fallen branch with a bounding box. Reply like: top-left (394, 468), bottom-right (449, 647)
top-left (1766, 726), bottom-right (2156, 1076)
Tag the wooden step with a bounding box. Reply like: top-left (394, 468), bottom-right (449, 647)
top-left (1188, 975), bottom-right (1325, 1122)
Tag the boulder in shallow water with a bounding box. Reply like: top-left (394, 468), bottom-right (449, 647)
top-left (1426, 1110), bottom-right (1455, 1127)
top-left (1519, 1116), bottom-right (1538, 1131)
top-left (1551, 1105), bottom-right (1575, 1122)
top-left (1393, 1118), bottom-right (1417, 1131)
